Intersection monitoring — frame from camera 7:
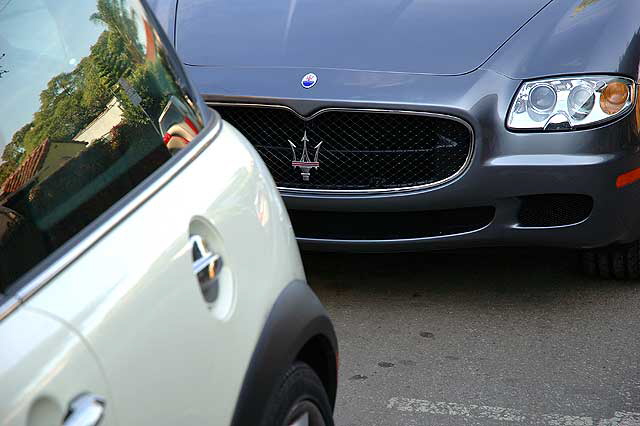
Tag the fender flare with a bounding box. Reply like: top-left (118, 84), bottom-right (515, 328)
top-left (230, 279), bottom-right (338, 426)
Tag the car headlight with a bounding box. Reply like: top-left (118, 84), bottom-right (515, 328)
top-left (507, 75), bottom-right (636, 131)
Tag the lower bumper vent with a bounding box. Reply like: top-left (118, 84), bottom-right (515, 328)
top-left (288, 207), bottom-right (495, 240)
top-left (518, 194), bottom-right (593, 227)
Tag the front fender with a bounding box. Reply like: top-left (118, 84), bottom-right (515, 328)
top-left (485, 0), bottom-right (640, 80)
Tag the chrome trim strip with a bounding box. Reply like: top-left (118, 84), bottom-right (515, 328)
top-left (207, 102), bottom-right (475, 195)
top-left (0, 296), bottom-right (20, 322)
top-left (0, 112), bottom-right (223, 321)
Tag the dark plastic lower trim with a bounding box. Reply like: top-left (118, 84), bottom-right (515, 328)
top-left (230, 280), bottom-right (338, 426)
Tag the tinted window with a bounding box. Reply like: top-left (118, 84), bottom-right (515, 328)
top-left (0, 0), bottom-right (205, 293)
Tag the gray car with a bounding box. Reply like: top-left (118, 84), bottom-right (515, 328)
top-left (153, 0), bottom-right (640, 279)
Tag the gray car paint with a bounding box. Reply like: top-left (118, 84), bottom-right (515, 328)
top-left (156, 0), bottom-right (640, 251)
top-left (486, 0), bottom-right (640, 80)
top-left (175, 0), bottom-right (551, 75)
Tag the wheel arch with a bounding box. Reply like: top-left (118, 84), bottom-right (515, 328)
top-left (296, 333), bottom-right (338, 409)
top-left (230, 279), bottom-right (338, 426)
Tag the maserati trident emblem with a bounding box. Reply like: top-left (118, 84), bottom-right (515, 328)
top-left (289, 131), bottom-right (323, 181)
top-left (301, 73), bottom-right (317, 89)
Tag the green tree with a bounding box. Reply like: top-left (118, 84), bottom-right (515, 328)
top-left (0, 122), bottom-right (31, 185)
top-left (3, 123), bottom-right (31, 165)
top-left (2, 0), bottom-right (183, 187)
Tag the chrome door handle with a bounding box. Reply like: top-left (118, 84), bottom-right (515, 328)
top-left (190, 235), bottom-right (223, 303)
top-left (63, 394), bottom-right (105, 426)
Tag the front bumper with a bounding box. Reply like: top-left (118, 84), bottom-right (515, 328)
top-left (285, 144), bottom-right (640, 251)
top-left (190, 66), bottom-right (640, 251)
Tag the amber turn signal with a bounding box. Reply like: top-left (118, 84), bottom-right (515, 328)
top-left (600, 82), bottom-right (629, 115)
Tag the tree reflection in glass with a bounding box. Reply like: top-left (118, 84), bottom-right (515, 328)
top-left (0, 0), bottom-right (203, 289)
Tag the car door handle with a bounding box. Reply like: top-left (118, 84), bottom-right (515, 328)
top-left (190, 235), bottom-right (223, 303)
top-left (63, 394), bottom-right (105, 426)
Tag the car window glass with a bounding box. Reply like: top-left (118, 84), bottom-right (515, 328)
top-left (0, 0), bottom-right (204, 295)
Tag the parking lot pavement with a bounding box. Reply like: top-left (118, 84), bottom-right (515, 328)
top-left (304, 248), bottom-right (640, 426)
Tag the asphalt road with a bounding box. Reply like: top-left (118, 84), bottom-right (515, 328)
top-left (304, 248), bottom-right (640, 426)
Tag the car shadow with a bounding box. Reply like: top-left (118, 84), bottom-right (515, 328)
top-left (303, 247), bottom-right (632, 306)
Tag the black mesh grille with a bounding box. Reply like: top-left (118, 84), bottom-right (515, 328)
top-left (518, 194), bottom-right (593, 227)
top-left (213, 105), bottom-right (473, 191)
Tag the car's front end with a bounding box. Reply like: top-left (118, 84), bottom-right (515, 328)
top-left (160, 0), bottom-right (640, 276)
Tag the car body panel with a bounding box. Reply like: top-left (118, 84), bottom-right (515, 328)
top-left (0, 307), bottom-right (116, 425)
top-left (146, 0), bottom-right (178, 45)
top-left (25, 119), bottom-right (305, 425)
top-left (175, 0), bottom-right (552, 75)
top-left (484, 0), bottom-right (640, 80)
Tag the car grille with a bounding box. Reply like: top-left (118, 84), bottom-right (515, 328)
top-left (518, 194), bottom-right (593, 227)
top-left (212, 105), bottom-right (473, 192)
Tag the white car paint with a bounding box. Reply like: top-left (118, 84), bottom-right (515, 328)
top-left (0, 119), bottom-right (306, 425)
top-left (0, 307), bottom-right (116, 425)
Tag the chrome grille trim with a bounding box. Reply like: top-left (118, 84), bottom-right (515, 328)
top-left (207, 102), bottom-right (475, 194)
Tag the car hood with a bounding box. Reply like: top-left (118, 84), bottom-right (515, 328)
top-left (176, 0), bottom-right (553, 76)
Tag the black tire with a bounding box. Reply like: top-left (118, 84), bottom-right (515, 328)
top-left (261, 362), bottom-right (334, 426)
top-left (581, 241), bottom-right (640, 280)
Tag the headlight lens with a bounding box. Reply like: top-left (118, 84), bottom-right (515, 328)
top-left (507, 76), bottom-right (635, 131)
top-left (529, 84), bottom-right (557, 113)
top-left (567, 85), bottom-right (595, 120)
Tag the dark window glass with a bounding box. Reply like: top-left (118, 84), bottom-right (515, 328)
top-left (0, 0), bottom-right (204, 293)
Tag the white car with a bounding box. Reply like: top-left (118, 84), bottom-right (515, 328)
top-left (0, 1), bottom-right (337, 426)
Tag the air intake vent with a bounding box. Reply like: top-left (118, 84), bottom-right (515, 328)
top-left (518, 194), bottom-right (593, 227)
top-left (288, 207), bottom-right (495, 240)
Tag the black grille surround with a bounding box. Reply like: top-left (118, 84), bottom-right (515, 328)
top-left (212, 104), bottom-right (474, 192)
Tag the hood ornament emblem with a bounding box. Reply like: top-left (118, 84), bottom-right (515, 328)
top-left (301, 73), bottom-right (318, 89)
top-left (289, 131), bottom-right (323, 181)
